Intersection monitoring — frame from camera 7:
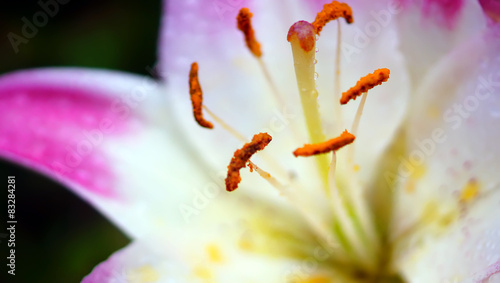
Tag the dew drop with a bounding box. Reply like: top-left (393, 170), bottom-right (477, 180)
top-left (314, 59), bottom-right (318, 65)
top-left (315, 47), bottom-right (319, 53)
top-left (314, 72), bottom-right (319, 80)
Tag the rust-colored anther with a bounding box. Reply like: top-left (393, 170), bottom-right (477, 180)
top-left (293, 130), bottom-right (355, 157)
top-left (189, 62), bottom-right (213, 129)
top-left (237, 8), bottom-right (262, 57)
top-left (226, 133), bottom-right (272, 191)
top-left (312, 1), bottom-right (353, 35)
top-left (340, 68), bottom-right (390, 105)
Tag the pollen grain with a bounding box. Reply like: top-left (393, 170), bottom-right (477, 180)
top-left (226, 133), bottom-right (272, 191)
top-left (189, 62), bottom-right (214, 129)
top-left (293, 130), bottom-right (355, 157)
top-left (340, 68), bottom-right (390, 105)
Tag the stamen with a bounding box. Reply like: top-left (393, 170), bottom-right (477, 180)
top-left (312, 1), bottom-right (353, 35)
top-left (287, 21), bottom-right (330, 182)
top-left (202, 106), bottom-right (247, 143)
top-left (237, 8), bottom-right (285, 107)
top-left (237, 8), bottom-right (262, 58)
top-left (327, 152), bottom-right (375, 270)
top-left (332, 20), bottom-right (345, 130)
top-left (226, 133), bottom-right (272, 192)
top-left (247, 160), bottom-right (349, 259)
top-left (340, 68), bottom-right (390, 105)
top-left (293, 130), bottom-right (355, 157)
top-left (189, 62), bottom-right (214, 129)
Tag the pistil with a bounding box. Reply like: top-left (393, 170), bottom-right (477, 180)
top-left (287, 21), bottom-right (330, 184)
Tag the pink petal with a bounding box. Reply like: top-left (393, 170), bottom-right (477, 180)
top-left (0, 68), bottom-right (138, 198)
top-left (0, 68), bottom-right (208, 239)
top-left (479, 0), bottom-right (500, 23)
top-left (394, 0), bottom-right (487, 87)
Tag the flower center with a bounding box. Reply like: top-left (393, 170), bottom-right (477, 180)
top-left (187, 1), bottom-right (400, 281)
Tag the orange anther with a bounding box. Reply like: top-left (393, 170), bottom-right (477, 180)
top-left (340, 68), bottom-right (390, 105)
top-left (226, 133), bottom-right (272, 191)
top-left (312, 1), bottom-right (353, 35)
top-left (237, 8), bottom-right (262, 57)
top-left (189, 62), bottom-right (213, 129)
top-left (293, 130), bottom-right (355, 157)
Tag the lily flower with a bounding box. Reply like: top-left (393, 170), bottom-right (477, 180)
top-left (1, 0), bottom-right (499, 282)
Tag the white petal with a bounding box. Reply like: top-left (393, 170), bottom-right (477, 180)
top-left (391, 24), bottom-right (500, 281)
top-left (83, 231), bottom-right (358, 283)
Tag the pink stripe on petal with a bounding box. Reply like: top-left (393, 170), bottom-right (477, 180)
top-left (476, 260), bottom-right (500, 282)
top-left (479, 0), bottom-right (500, 23)
top-left (421, 0), bottom-right (465, 29)
top-left (0, 83), bottom-right (134, 198)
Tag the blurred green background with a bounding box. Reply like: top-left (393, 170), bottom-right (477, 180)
top-left (0, 0), bottom-right (161, 282)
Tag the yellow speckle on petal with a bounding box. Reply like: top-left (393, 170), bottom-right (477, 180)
top-left (194, 266), bottom-right (213, 280)
top-left (419, 201), bottom-right (458, 233)
top-left (239, 237), bottom-right (253, 251)
top-left (412, 164), bottom-right (426, 179)
top-left (353, 164), bottom-right (360, 172)
top-left (128, 265), bottom-right (159, 283)
top-left (460, 178), bottom-right (480, 202)
top-left (426, 105), bottom-right (441, 119)
top-left (404, 179), bottom-right (416, 193)
top-left (206, 243), bottom-right (224, 263)
top-left (404, 165), bottom-right (426, 194)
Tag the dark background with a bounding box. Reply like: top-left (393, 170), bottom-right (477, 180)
top-left (0, 0), bottom-right (161, 281)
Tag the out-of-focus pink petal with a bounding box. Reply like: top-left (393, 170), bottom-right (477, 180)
top-left (307, 0), bottom-right (466, 28)
top-left (479, 0), bottom-right (500, 23)
top-left (394, 0), bottom-right (486, 87)
top-left (0, 68), bottom-right (214, 240)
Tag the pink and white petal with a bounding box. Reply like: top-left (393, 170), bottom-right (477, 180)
top-left (83, 231), bottom-right (358, 283)
top-left (394, 0), bottom-right (487, 86)
top-left (0, 68), bottom-right (218, 239)
top-left (0, 67), bottom-right (336, 263)
top-left (390, 24), bottom-right (500, 281)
